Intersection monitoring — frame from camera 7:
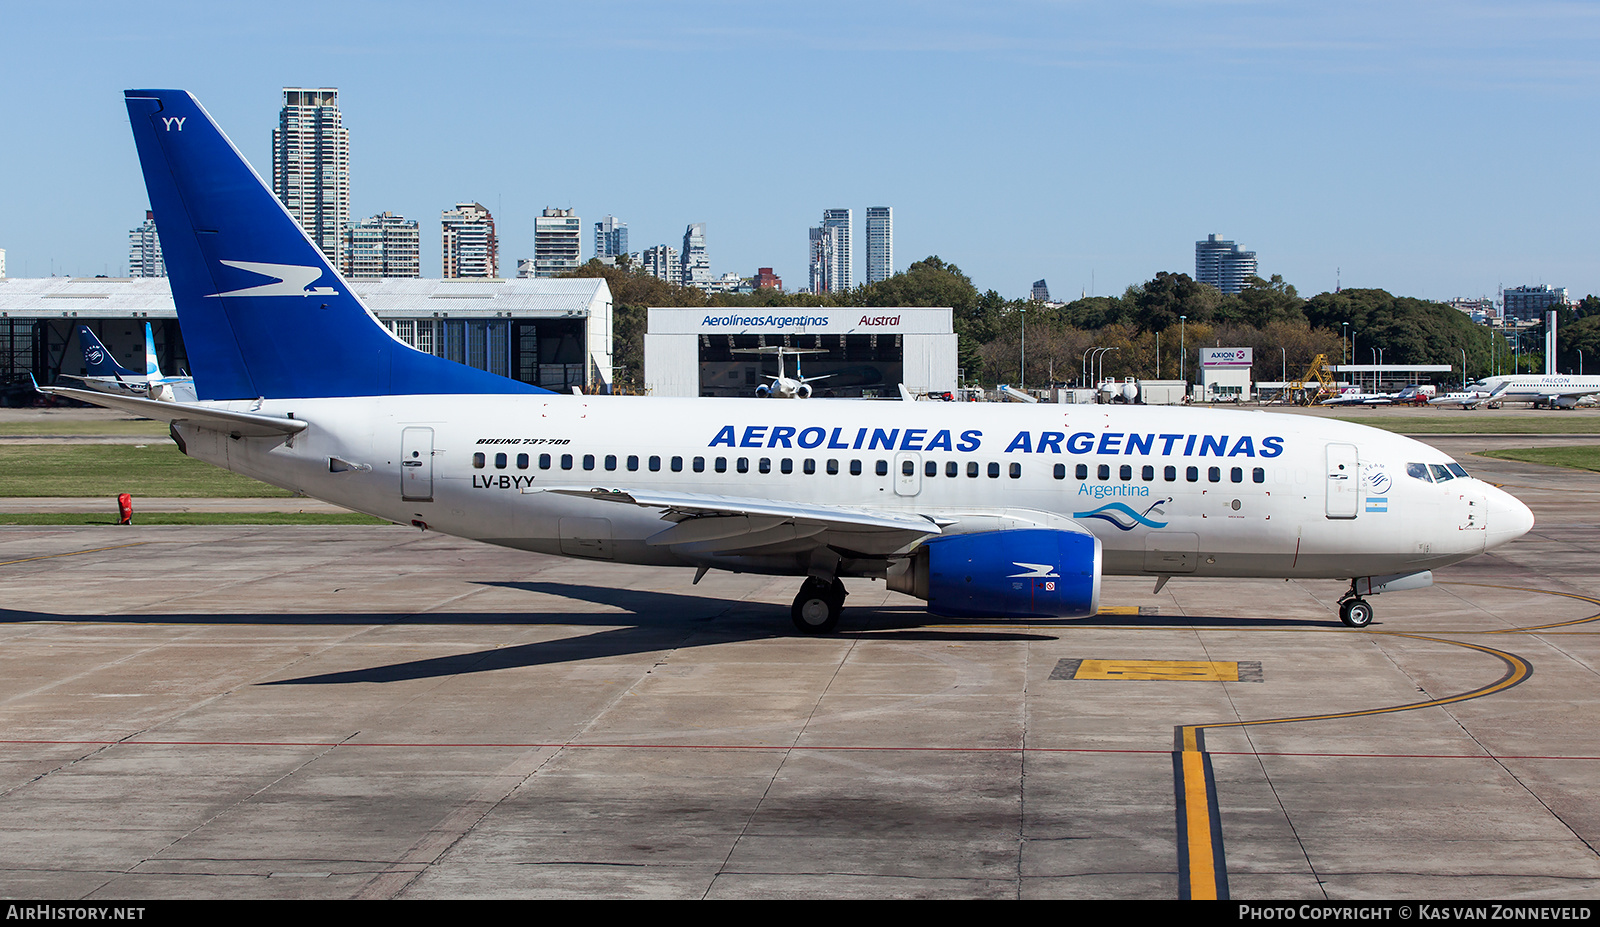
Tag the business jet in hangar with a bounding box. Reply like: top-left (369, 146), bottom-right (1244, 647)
top-left (51, 89), bottom-right (1535, 635)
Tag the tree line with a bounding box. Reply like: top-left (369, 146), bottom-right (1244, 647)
top-left (563, 257), bottom-right (1586, 392)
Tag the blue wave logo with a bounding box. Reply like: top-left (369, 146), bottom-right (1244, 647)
top-left (1073, 498), bottom-right (1171, 531)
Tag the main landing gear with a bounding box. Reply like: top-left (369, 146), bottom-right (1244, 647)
top-left (791, 577), bottom-right (847, 634)
top-left (1337, 592), bottom-right (1374, 628)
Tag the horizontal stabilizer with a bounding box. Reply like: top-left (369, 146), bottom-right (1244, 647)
top-left (43, 386), bottom-right (307, 437)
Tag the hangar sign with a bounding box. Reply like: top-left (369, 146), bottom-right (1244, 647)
top-left (1201, 347), bottom-right (1253, 367)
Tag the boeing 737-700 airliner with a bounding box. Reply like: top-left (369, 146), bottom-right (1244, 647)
top-left (47, 90), bottom-right (1536, 634)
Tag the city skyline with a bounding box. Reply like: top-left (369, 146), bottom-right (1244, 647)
top-left (4, 3), bottom-right (1598, 301)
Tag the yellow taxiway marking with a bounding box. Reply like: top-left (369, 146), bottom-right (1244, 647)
top-left (1173, 630), bottom-right (1533, 901)
top-left (1075, 659), bottom-right (1241, 681)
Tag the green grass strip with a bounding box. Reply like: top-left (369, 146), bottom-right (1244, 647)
top-left (0, 420), bottom-right (170, 437)
top-left (0, 512), bottom-right (394, 526)
top-left (1328, 416), bottom-right (1600, 435)
top-left (0, 444), bottom-right (292, 497)
top-left (1475, 446), bottom-right (1600, 473)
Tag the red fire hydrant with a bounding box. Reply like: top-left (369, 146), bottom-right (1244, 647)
top-left (117, 493), bottom-right (133, 526)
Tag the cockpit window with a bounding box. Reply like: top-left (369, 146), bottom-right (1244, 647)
top-left (1429, 463), bottom-right (1454, 482)
top-left (1447, 463), bottom-right (1469, 479)
top-left (1407, 462), bottom-right (1432, 482)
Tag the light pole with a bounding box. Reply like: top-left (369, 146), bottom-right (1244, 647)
top-left (1460, 348), bottom-right (1467, 388)
top-left (1019, 306), bottom-right (1027, 391)
top-left (1081, 347), bottom-right (1096, 388)
top-left (1179, 316), bottom-right (1187, 386)
top-left (1098, 347), bottom-right (1121, 388)
top-left (1280, 347), bottom-right (1287, 400)
top-left (1341, 322), bottom-right (1348, 366)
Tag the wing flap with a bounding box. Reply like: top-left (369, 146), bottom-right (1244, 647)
top-left (529, 486), bottom-right (941, 556)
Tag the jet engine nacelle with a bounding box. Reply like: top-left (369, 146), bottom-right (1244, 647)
top-left (796, 383), bottom-right (813, 399)
top-left (755, 384), bottom-right (771, 398)
top-left (888, 528), bottom-right (1102, 619)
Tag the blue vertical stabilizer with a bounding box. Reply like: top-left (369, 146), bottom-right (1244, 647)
top-left (77, 326), bottom-right (140, 380)
top-left (123, 89), bottom-right (548, 400)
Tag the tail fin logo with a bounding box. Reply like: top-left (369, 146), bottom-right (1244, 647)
top-left (205, 261), bottom-right (339, 299)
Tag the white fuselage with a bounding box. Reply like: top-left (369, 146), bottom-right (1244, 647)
top-left (1470, 375), bottom-right (1600, 408)
top-left (175, 395), bottom-right (1532, 583)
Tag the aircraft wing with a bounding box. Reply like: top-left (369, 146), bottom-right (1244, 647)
top-left (40, 385), bottom-right (307, 437)
top-left (529, 486), bottom-right (942, 556)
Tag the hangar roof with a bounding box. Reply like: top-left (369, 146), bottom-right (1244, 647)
top-left (0, 276), bottom-right (610, 320)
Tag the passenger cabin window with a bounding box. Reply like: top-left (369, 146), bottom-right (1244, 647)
top-left (495, 453), bottom-right (507, 469)
top-left (850, 460), bottom-right (863, 476)
top-left (517, 453), bottom-right (529, 470)
top-left (1009, 462), bottom-right (1021, 479)
top-left (539, 453), bottom-right (551, 470)
top-left (583, 455), bottom-right (596, 471)
top-left (472, 452), bottom-right (486, 469)
top-left (1054, 463), bottom-right (1067, 480)
top-left (876, 460), bottom-right (889, 477)
top-left (988, 462), bottom-right (1000, 479)
top-left (604, 455), bottom-right (617, 471)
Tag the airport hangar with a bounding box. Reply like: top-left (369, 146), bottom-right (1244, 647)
top-left (644, 306), bottom-right (959, 398)
top-left (0, 276), bottom-right (615, 394)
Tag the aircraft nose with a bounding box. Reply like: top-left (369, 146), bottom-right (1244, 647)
top-left (1484, 484), bottom-right (1535, 550)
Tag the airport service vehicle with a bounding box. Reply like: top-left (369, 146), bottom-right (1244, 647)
top-left (68, 323), bottom-right (197, 403)
top-left (54, 89), bottom-right (1535, 635)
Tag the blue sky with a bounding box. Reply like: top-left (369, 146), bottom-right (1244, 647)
top-left (3, 1), bottom-right (1597, 301)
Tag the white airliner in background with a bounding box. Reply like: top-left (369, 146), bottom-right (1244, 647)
top-left (67, 323), bottom-right (197, 403)
top-left (1448, 374), bottom-right (1600, 409)
top-left (47, 89), bottom-right (1536, 636)
top-left (735, 346), bottom-right (832, 399)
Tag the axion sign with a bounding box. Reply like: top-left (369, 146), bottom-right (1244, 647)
top-left (1200, 347), bottom-right (1253, 367)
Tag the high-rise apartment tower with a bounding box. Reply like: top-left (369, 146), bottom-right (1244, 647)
top-left (441, 203), bottom-right (498, 278)
top-left (128, 210), bottom-right (165, 278)
top-left (594, 216), bottom-right (628, 263)
top-left (342, 212), bottom-right (420, 279)
top-left (272, 88), bottom-right (350, 267)
top-left (680, 224), bottom-right (710, 288)
top-left (533, 208), bottom-right (582, 277)
top-left (865, 206), bottom-right (892, 284)
top-left (1194, 233), bottom-right (1257, 295)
